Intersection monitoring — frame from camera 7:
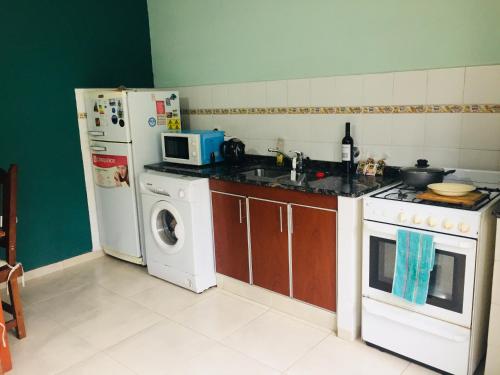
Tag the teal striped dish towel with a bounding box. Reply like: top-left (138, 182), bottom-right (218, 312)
top-left (392, 230), bottom-right (435, 305)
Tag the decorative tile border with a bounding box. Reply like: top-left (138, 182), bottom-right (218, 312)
top-left (181, 104), bottom-right (500, 115)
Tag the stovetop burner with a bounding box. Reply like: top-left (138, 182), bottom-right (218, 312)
top-left (374, 184), bottom-right (500, 211)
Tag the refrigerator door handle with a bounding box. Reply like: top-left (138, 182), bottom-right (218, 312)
top-left (88, 131), bottom-right (105, 137)
top-left (90, 146), bottom-right (107, 152)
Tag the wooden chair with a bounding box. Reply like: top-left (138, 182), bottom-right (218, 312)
top-left (0, 165), bottom-right (26, 339)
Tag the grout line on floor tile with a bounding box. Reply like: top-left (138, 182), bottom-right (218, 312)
top-left (400, 361), bottom-right (412, 374)
top-left (266, 307), bottom-right (333, 333)
top-left (282, 333), bottom-right (334, 373)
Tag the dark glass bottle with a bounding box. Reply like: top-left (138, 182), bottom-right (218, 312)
top-left (341, 122), bottom-right (354, 175)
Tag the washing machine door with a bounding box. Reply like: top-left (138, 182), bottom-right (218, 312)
top-left (150, 200), bottom-right (185, 254)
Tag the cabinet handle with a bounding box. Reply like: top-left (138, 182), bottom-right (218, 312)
top-left (239, 199), bottom-right (242, 224)
top-left (279, 206), bottom-right (283, 233)
top-left (289, 205), bottom-right (293, 234)
top-left (90, 145), bottom-right (107, 152)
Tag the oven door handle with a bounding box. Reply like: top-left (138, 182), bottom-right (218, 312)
top-left (364, 299), bottom-right (469, 343)
top-left (365, 229), bottom-right (475, 252)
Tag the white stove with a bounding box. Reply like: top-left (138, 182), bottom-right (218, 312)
top-left (361, 169), bottom-right (500, 375)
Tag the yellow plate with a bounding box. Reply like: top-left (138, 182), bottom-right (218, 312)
top-left (427, 183), bottom-right (476, 197)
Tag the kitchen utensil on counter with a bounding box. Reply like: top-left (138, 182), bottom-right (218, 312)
top-left (400, 159), bottom-right (455, 189)
top-left (221, 138), bottom-right (245, 164)
top-left (416, 190), bottom-right (485, 206)
top-left (427, 183), bottom-right (476, 197)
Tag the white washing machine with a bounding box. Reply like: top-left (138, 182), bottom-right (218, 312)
top-left (139, 171), bottom-right (216, 293)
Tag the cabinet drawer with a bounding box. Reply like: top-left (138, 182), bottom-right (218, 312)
top-left (210, 179), bottom-right (337, 210)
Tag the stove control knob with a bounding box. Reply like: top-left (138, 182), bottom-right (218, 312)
top-left (459, 223), bottom-right (470, 233)
top-left (413, 215), bottom-right (423, 224)
top-left (443, 220), bottom-right (454, 230)
top-left (427, 217), bottom-right (438, 227)
top-left (398, 213), bottom-right (407, 223)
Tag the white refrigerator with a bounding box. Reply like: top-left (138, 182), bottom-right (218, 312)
top-left (82, 89), bottom-right (181, 264)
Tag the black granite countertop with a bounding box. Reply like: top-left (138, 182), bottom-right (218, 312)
top-left (144, 155), bottom-right (401, 198)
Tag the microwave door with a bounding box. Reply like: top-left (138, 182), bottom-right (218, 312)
top-left (164, 136), bottom-right (189, 159)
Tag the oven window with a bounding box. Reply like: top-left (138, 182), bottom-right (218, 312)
top-left (164, 137), bottom-right (189, 159)
top-left (369, 236), bottom-right (466, 313)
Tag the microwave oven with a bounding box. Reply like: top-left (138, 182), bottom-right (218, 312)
top-left (161, 130), bottom-right (225, 165)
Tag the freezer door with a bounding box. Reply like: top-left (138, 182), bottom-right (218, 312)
top-left (90, 141), bottom-right (141, 259)
top-left (86, 91), bottom-right (131, 142)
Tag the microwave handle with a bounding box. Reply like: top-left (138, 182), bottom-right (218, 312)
top-left (364, 299), bottom-right (468, 343)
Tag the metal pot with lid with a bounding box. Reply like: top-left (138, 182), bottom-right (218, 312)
top-left (400, 159), bottom-right (456, 190)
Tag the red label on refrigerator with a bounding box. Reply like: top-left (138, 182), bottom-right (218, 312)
top-left (92, 154), bottom-right (129, 188)
top-left (156, 100), bottom-right (166, 114)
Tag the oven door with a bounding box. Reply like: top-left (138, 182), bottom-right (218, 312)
top-left (362, 220), bottom-right (475, 328)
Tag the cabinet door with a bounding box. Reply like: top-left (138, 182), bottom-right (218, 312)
top-left (249, 198), bottom-right (289, 296)
top-left (291, 204), bottom-right (336, 311)
top-left (211, 192), bottom-right (249, 282)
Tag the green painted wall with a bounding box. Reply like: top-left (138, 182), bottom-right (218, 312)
top-left (148, 0), bottom-right (500, 87)
top-left (0, 1), bottom-right (154, 270)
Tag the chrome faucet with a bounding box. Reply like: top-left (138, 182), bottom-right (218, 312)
top-left (267, 147), bottom-right (289, 161)
top-left (268, 148), bottom-right (305, 182)
top-left (289, 150), bottom-right (304, 174)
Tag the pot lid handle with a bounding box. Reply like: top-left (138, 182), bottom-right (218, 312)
top-left (416, 159), bottom-right (429, 168)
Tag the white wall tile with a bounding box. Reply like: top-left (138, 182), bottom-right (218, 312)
top-left (286, 140), bottom-right (336, 162)
top-left (178, 86), bottom-right (193, 110)
top-left (385, 146), bottom-right (424, 167)
top-left (242, 115), bottom-right (278, 141)
top-left (393, 70), bottom-right (428, 105)
top-left (458, 149), bottom-right (500, 171)
top-left (308, 115), bottom-right (338, 143)
top-left (335, 75), bottom-right (363, 106)
top-left (212, 85), bottom-right (229, 108)
top-left (426, 67), bottom-right (465, 104)
top-left (310, 77), bottom-right (336, 106)
top-left (391, 114), bottom-right (426, 147)
top-left (424, 113), bottom-right (462, 148)
top-left (184, 85), bottom-right (212, 109)
top-left (240, 138), bottom-right (273, 155)
top-left (287, 79), bottom-right (310, 107)
top-left (421, 147), bottom-right (460, 168)
top-left (185, 115), bottom-right (213, 131)
top-left (461, 114), bottom-right (500, 150)
top-left (265, 80), bottom-right (287, 107)
top-left (245, 82), bottom-right (266, 108)
top-left (464, 65), bottom-right (500, 103)
top-left (182, 65), bottom-right (500, 165)
top-left (362, 73), bottom-right (394, 106)
top-left (358, 114), bottom-right (393, 145)
top-left (226, 83), bottom-right (247, 108)
top-left (358, 145), bottom-right (398, 165)
top-left (280, 115), bottom-right (311, 142)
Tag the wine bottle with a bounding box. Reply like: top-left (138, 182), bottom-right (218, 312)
top-left (341, 122), bottom-right (354, 175)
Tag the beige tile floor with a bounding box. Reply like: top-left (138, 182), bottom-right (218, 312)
top-left (6, 255), bottom-right (444, 374)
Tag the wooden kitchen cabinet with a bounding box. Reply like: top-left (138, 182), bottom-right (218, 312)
top-left (248, 198), bottom-right (289, 296)
top-left (210, 179), bottom-right (337, 312)
top-left (291, 204), bottom-right (337, 311)
top-left (211, 191), bottom-right (249, 282)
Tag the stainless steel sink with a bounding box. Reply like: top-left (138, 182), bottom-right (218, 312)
top-left (276, 173), bottom-right (307, 186)
top-left (241, 168), bottom-right (289, 180)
